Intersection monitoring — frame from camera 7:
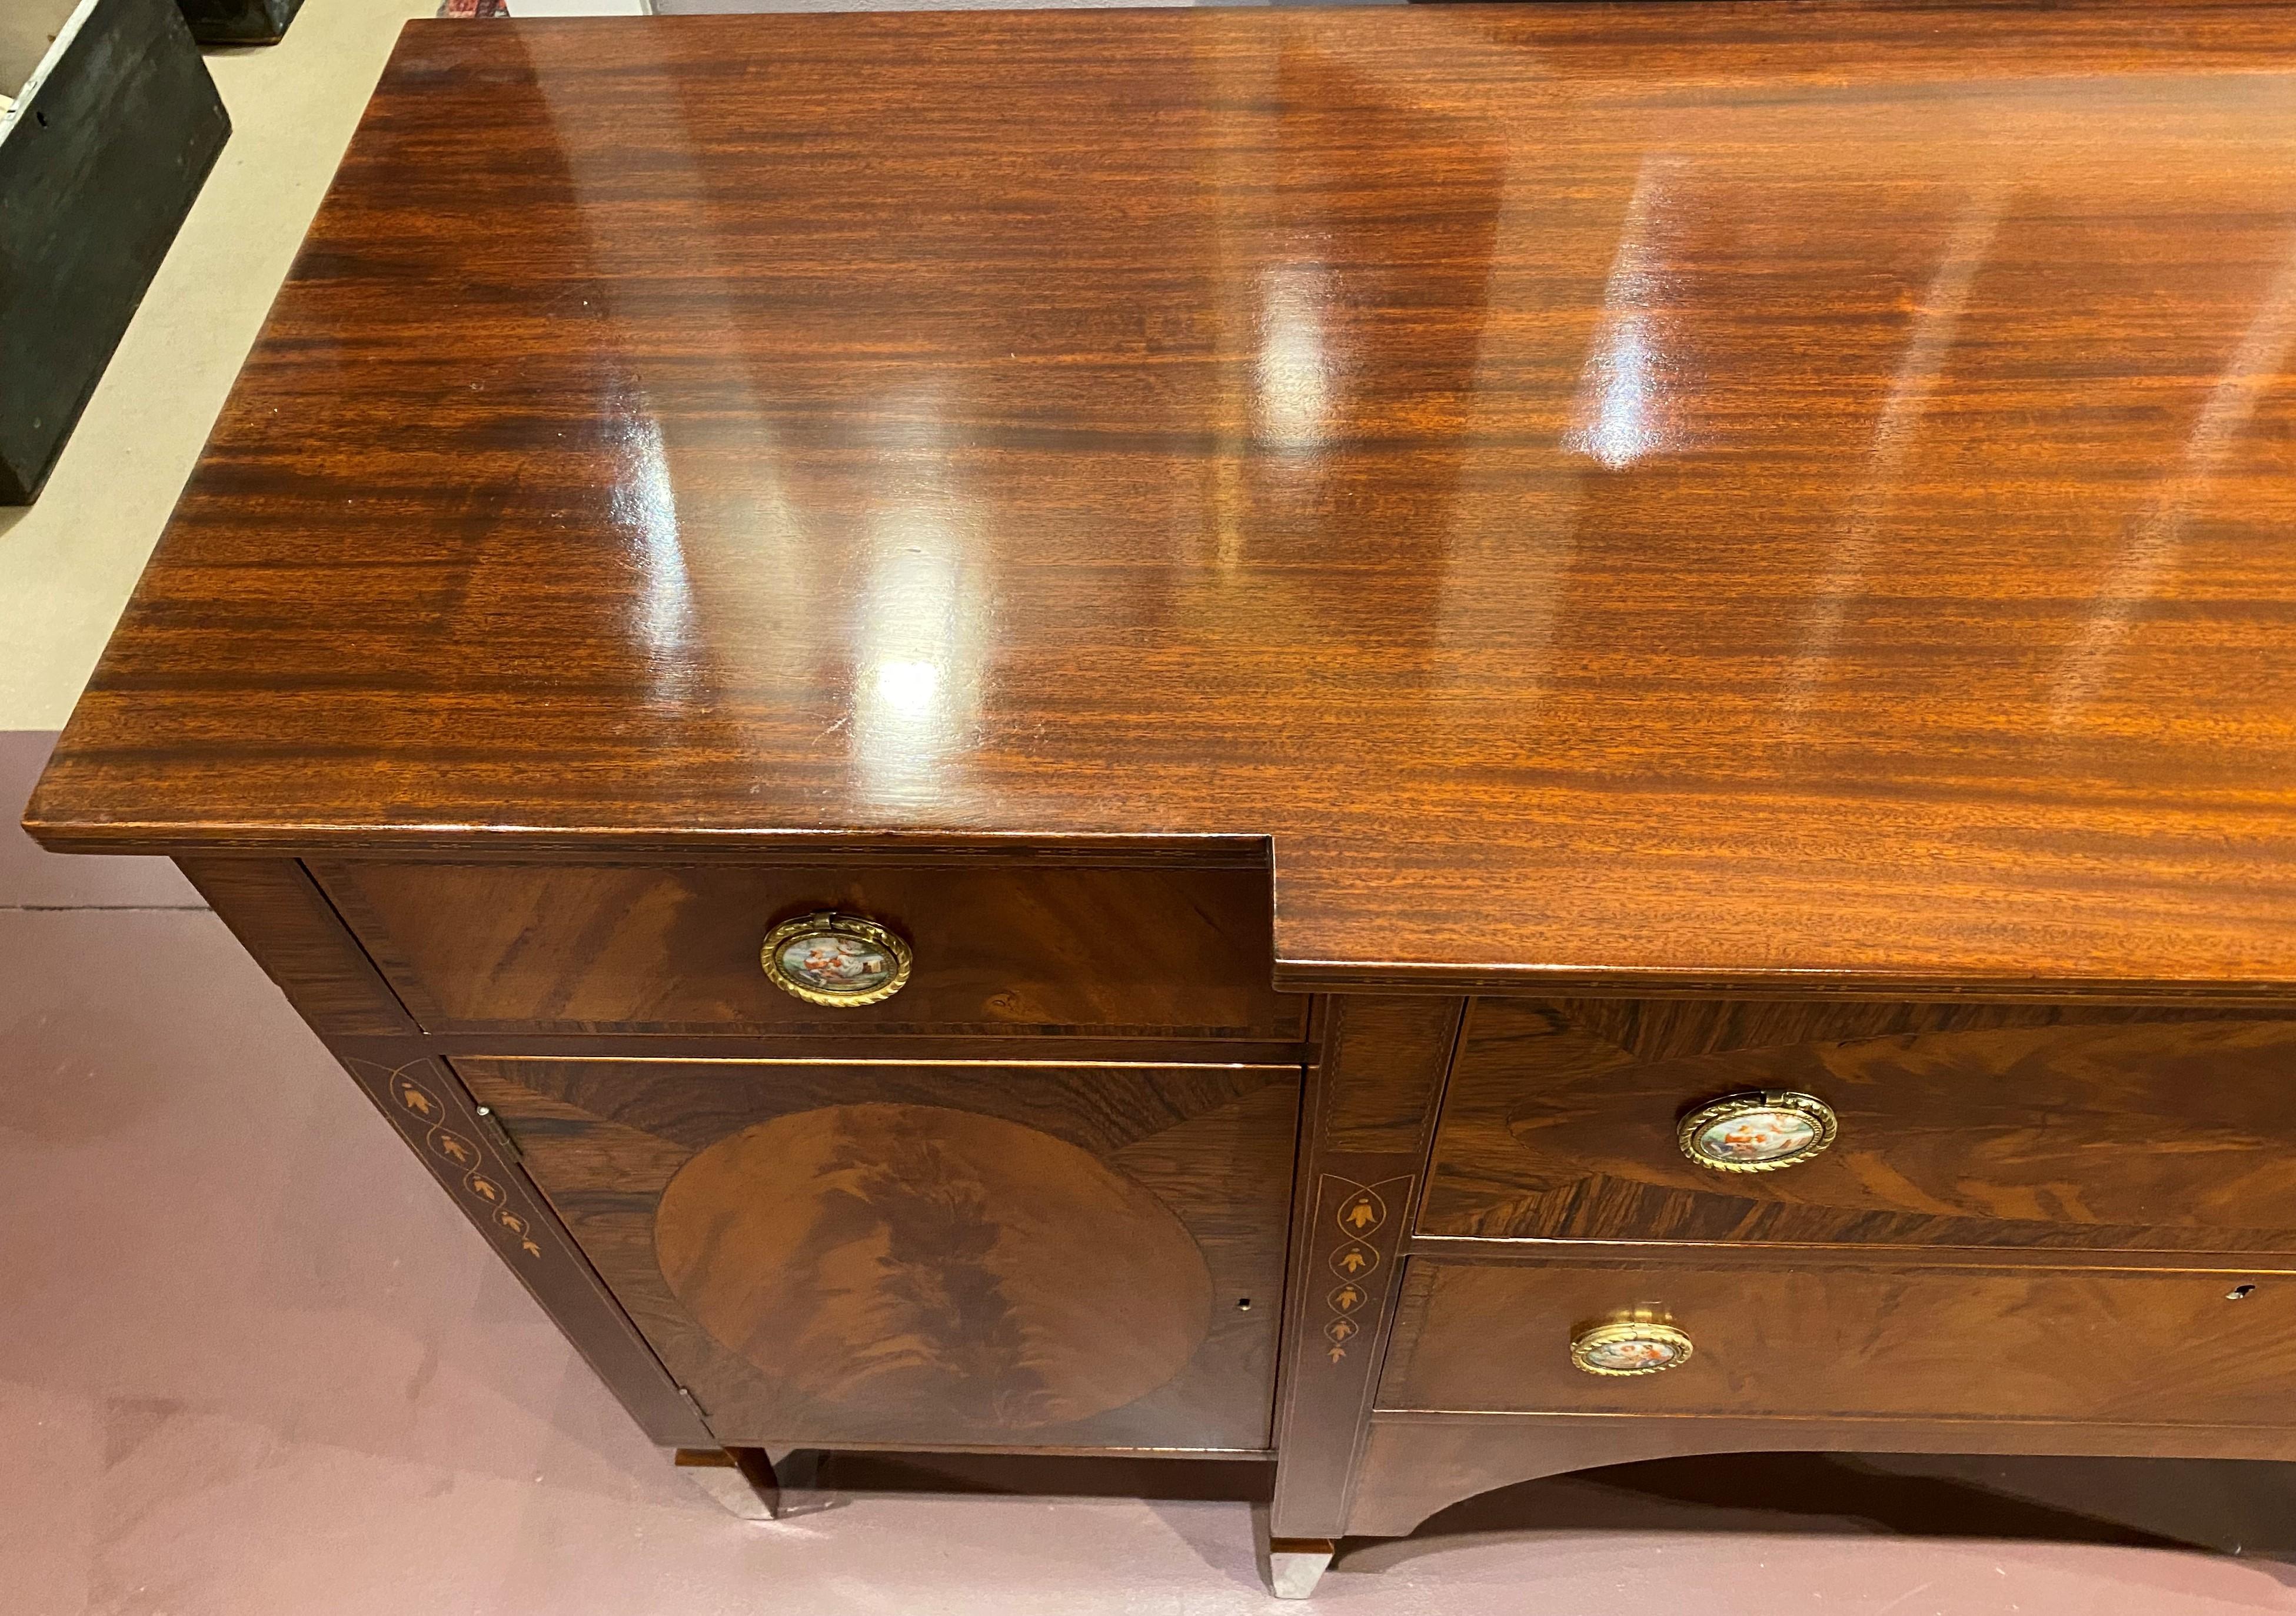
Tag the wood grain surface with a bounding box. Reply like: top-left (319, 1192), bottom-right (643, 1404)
top-left (1419, 997), bottom-right (2296, 1252)
top-left (178, 858), bottom-right (416, 1036)
top-left (25, 1), bottom-right (2296, 998)
top-left (336, 1049), bottom-right (714, 1447)
top-left (1376, 1255), bottom-right (2296, 1425)
top-left (1346, 1409), bottom-right (2296, 1539)
top-left (311, 859), bottom-right (1303, 1037)
top-left (1268, 995), bottom-right (1463, 1538)
top-left (457, 1056), bottom-right (1299, 1450)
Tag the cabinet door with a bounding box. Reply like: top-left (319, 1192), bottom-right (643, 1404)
top-left (458, 1058), bottom-right (1299, 1452)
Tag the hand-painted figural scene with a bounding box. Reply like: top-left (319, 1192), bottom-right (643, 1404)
top-left (774, 928), bottom-right (900, 998)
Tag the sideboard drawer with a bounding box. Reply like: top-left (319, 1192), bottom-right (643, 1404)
top-left (312, 860), bottom-right (1304, 1038)
top-left (1419, 998), bottom-right (2296, 1253)
top-left (1377, 1257), bottom-right (2296, 1430)
top-left (457, 1056), bottom-right (1299, 1452)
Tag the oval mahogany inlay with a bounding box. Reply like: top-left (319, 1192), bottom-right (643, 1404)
top-left (654, 1103), bottom-right (1213, 1430)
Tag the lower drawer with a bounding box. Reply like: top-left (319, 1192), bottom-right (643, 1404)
top-left (1376, 1257), bottom-right (2296, 1428)
top-left (460, 1056), bottom-right (1298, 1452)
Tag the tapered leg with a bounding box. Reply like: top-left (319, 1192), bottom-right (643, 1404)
top-left (1267, 1536), bottom-right (1336, 1600)
top-left (675, 1447), bottom-right (784, 1520)
top-left (1269, 999), bottom-right (1464, 1547)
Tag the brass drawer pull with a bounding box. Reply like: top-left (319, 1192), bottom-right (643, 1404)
top-left (760, 912), bottom-right (913, 1007)
top-left (1570, 1311), bottom-right (1693, 1377)
top-left (1678, 1089), bottom-right (1838, 1173)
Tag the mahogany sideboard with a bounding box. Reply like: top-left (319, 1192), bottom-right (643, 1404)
top-left (27, 2), bottom-right (2296, 1597)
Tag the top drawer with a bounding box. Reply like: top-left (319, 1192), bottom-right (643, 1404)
top-left (310, 860), bottom-right (1305, 1038)
top-left (1419, 997), bottom-right (2296, 1255)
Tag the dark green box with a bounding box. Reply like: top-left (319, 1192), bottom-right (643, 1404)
top-left (0, 0), bottom-right (229, 504)
top-left (175, 0), bottom-right (304, 46)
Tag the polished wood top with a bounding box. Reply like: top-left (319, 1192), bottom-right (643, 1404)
top-left (28, 2), bottom-right (2296, 997)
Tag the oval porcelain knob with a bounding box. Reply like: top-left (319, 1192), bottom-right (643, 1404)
top-left (1676, 1089), bottom-right (1838, 1173)
top-left (1569, 1312), bottom-right (1694, 1377)
top-left (760, 912), bottom-right (913, 1007)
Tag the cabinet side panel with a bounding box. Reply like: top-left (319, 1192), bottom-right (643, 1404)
top-left (176, 857), bottom-right (415, 1035)
top-left (174, 858), bottom-right (708, 1447)
top-left (335, 1051), bottom-right (713, 1447)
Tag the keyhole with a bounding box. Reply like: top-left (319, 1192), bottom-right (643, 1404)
top-left (2227, 1284), bottom-right (2258, 1301)
top-left (1237, 1298), bottom-right (1252, 1311)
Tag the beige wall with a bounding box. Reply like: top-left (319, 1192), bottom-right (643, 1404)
top-left (3, 0), bottom-right (87, 95)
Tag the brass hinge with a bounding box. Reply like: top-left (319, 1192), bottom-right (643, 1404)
top-left (472, 1105), bottom-right (522, 1163)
